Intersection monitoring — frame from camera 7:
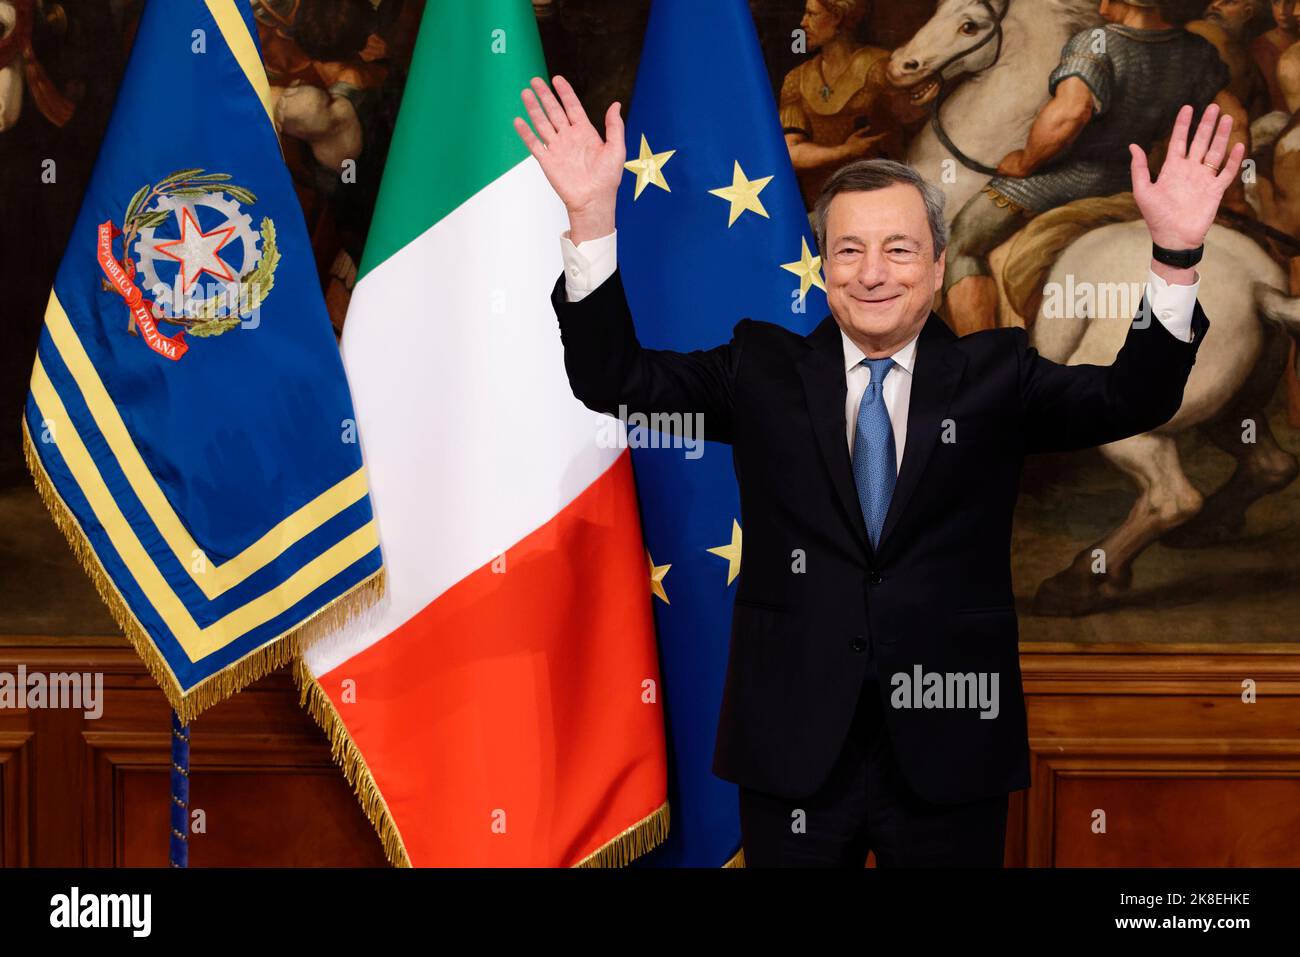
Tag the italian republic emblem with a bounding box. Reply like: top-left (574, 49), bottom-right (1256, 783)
top-left (96, 168), bottom-right (280, 361)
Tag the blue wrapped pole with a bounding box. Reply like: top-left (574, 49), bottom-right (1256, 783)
top-left (169, 711), bottom-right (190, 867)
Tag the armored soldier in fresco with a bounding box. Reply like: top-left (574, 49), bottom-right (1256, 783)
top-left (942, 0), bottom-right (1243, 335)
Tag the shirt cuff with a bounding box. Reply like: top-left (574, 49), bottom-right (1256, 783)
top-left (560, 229), bottom-right (618, 302)
top-left (1144, 267), bottom-right (1199, 343)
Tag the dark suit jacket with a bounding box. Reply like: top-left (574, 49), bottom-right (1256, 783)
top-left (550, 268), bottom-right (1209, 804)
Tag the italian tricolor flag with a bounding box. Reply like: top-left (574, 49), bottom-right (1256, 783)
top-left (297, 0), bottom-right (668, 866)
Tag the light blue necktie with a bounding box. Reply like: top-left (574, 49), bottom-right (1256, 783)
top-left (852, 356), bottom-right (897, 549)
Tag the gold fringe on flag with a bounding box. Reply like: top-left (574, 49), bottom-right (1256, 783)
top-left (293, 657), bottom-right (412, 867)
top-left (723, 847), bottom-right (745, 868)
top-left (22, 415), bottom-right (386, 725)
top-left (294, 653), bottom-right (672, 869)
top-left (573, 800), bottom-right (670, 868)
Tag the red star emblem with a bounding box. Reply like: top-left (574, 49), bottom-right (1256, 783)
top-left (151, 206), bottom-right (238, 294)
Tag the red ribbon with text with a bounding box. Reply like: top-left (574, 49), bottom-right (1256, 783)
top-left (96, 221), bottom-right (189, 361)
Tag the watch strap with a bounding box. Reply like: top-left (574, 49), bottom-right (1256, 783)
top-left (1151, 242), bottom-right (1204, 269)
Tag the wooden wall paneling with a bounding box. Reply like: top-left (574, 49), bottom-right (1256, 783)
top-left (0, 731), bottom-right (33, 867)
top-left (5, 637), bottom-right (1299, 867)
top-left (2, 639), bottom-right (386, 867)
top-left (1020, 645), bottom-right (1300, 867)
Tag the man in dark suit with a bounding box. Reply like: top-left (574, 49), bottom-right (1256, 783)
top-left (513, 75), bottom-right (1242, 866)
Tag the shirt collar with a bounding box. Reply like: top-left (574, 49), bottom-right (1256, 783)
top-left (840, 323), bottom-right (921, 376)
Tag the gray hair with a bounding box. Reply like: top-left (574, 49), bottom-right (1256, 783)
top-left (813, 159), bottom-right (949, 262)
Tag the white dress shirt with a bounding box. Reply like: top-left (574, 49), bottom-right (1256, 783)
top-left (560, 229), bottom-right (1200, 475)
top-left (841, 327), bottom-right (918, 472)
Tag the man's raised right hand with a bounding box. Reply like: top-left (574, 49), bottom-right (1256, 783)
top-left (513, 75), bottom-right (625, 244)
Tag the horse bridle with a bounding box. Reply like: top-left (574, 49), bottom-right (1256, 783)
top-left (925, 0), bottom-right (1011, 177)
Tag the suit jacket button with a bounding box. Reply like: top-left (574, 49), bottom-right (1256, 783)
top-left (850, 635), bottom-right (867, 652)
top-left (868, 571), bottom-right (882, 584)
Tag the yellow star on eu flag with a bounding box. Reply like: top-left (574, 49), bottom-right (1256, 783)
top-left (708, 161), bottom-right (772, 226)
top-left (781, 236), bottom-right (826, 300)
top-left (706, 519), bottom-right (742, 586)
top-left (648, 550), bottom-right (672, 604)
top-left (624, 134), bottom-right (675, 199)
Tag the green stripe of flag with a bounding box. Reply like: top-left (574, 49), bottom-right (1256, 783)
top-left (358, 0), bottom-right (548, 280)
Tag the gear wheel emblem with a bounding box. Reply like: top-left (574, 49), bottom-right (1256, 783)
top-left (94, 167), bottom-right (281, 361)
top-left (132, 192), bottom-right (262, 318)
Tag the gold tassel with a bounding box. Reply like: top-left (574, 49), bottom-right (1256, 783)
top-left (292, 658), bottom-right (412, 867)
top-left (21, 415), bottom-right (386, 725)
top-left (295, 654), bottom-right (674, 869)
top-left (573, 800), bottom-right (670, 868)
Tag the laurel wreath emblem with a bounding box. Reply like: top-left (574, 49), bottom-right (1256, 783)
top-left (116, 167), bottom-right (279, 338)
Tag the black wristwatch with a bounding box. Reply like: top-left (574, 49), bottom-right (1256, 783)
top-left (1151, 242), bottom-right (1204, 269)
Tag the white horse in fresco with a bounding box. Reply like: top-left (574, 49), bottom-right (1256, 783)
top-left (888, 0), bottom-right (1101, 215)
top-left (887, 0), bottom-right (1298, 615)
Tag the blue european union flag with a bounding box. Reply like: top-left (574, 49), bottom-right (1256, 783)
top-left (22, 0), bottom-right (382, 722)
top-left (619, 0), bottom-right (827, 867)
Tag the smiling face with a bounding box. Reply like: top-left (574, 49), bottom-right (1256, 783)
top-left (823, 183), bottom-right (946, 355)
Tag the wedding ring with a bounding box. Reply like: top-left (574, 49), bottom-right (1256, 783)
top-left (1202, 161), bottom-right (1221, 171)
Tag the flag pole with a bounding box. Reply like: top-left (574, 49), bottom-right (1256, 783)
top-left (169, 711), bottom-right (189, 867)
